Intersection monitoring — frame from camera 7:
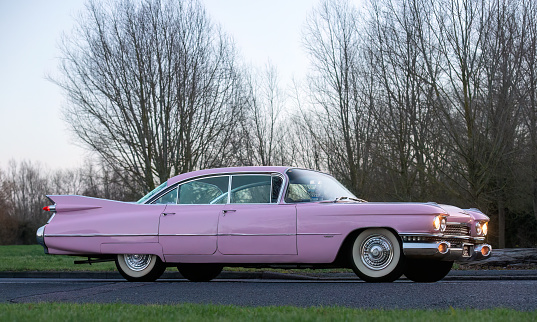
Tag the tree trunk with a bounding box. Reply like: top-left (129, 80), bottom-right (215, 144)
top-left (498, 199), bottom-right (506, 249)
top-left (533, 177), bottom-right (537, 222)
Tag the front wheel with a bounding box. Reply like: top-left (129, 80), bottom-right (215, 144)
top-left (404, 259), bottom-right (453, 282)
top-left (349, 228), bottom-right (405, 282)
top-left (177, 264), bottom-right (223, 282)
top-left (115, 254), bottom-right (166, 282)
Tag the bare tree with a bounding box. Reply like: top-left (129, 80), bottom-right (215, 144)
top-left (239, 62), bottom-right (288, 166)
top-left (52, 0), bottom-right (246, 192)
top-left (0, 168), bottom-right (18, 244)
top-left (521, 0), bottom-right (537, 223)
top-left (287, 79), bottom-right (328, 171)
top-left (297, 0), bottom-right (536, 247)
top-left (4, 161), bottom-right (50, 244)
top-left (416, 0), bottom-right (494, 204)
top-left (302, 0), bottom-right (376, 195)
top-left (363, 0), bottom-right (443, 201)
top-left (479, 0), bottom-right (526, 247)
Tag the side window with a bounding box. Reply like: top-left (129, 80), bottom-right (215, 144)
top-left (153, 187), bottom-right (178, 204)
top-left (286, 184), bottom-right (311, 202)
top-left (230, 175), bottom-right (272, 204)
top-left (271, 175), bottom-right (283, 203)
top-left (178, 176), bottom-right (229, 204)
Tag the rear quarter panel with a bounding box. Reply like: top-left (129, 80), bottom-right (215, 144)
top-left (44, 195), bottom-right (166, 255)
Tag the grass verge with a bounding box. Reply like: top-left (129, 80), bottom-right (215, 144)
top-left (0, 245), bottom-right (353, 274)
top-left (0, 303), bottom-right (534, 321)
top-left (0, 245), bottom-right (117, 272)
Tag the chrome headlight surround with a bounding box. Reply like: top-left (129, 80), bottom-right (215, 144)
top-left (475, 222), bottom-right (482, 235)
top-left (433, 215), bottom-right (447, 232)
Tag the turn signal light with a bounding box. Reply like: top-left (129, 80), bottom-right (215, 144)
top-left (481, 245), bottom-right (491, 256)
top-left (437, 242), bottom-right (449, 254)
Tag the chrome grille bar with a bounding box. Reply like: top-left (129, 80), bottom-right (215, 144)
top-left (444, 224), bottom-right (470, 236)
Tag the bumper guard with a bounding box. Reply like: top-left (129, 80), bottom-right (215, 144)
top-left (403, 241), bottom-right (491, 261)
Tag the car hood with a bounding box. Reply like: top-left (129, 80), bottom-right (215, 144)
top-left (320, 201), bottom-right (489, 223)
top-left (437, 204), bottom-right (490, 223)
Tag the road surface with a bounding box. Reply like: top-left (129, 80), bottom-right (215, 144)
top-left (2, 278), bottom-right (536, 310)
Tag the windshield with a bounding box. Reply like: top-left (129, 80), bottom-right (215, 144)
top-left (137, 182), bottom-right (167, 204)
top-left (284, 169), bottom-right (357, 203)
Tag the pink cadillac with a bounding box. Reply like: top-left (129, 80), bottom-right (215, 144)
top-left (37, 166), bottom-right (491, 282)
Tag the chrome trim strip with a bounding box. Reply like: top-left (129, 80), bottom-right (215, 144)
top-left (152, 174), bottom-right (231, 205)
top-left (440, 235), bottom-right (471, 239)
top-left (227, 174), bottom-right (233, 204)
top-left (399, 233), bottom-right (443, 237)
top-left (161, 233), bottom-right (299, 237)
top-left (45, 233), bottom-right (303, 237)
top-left (46, 213), bottom-right (56, 224)
top-left (160, 234), bottom-right (217, 236)
top-left (403, 241), bottom-right (447, 258)
top-left (400, 233), bottom-right (480, 240)
top-left (272, 172), bottom-right (286, 203)
top-left (151, 171), bottom-right (290, 205)
top-left (45, 233), bottom-right (158, 237)
top-left (297, 233), bottom-right (342, 236)
top-left (218, 233), bottom-right (295, 236)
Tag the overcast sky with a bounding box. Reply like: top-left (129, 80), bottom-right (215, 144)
top-left (0, 0), bottom-right (352, 170)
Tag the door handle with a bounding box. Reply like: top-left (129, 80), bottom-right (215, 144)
top-left (222, 209), bottom-right (236, 216)
top-left (162, 212), bottom-right (176, 216)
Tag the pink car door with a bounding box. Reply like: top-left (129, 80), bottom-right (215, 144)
top-left (158, 175), bottom-right (229, 255)
top-left (217, 174), bottom-right (297, 255)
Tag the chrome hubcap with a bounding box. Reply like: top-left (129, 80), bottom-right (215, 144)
top-left (360, 234), bottom-right (394, 270)
top-left (124, 254), bottom-right (152, 271)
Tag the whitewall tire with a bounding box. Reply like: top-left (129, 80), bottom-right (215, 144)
top-left (350, 228), bottom-right (405, 282)
top-left (115, 254), bottom-right (165, 282)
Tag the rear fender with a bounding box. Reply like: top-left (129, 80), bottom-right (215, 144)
top-left (43, 195), bottom-right (166, 255)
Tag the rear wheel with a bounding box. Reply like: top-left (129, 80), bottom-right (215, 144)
top-left (349, 228), bottom-right (405, 282)
top-left (115, 254), bottom-right (165, 282)
top-left (177, 264), bottom-right (223, 282)
top-left (404, 259), bottom-right (453, 282)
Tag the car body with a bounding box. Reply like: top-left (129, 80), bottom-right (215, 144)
top-left (37, 166), bottom-right (491, 282)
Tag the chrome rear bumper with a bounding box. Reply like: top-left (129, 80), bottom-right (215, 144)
top-left (36, 225), bottom-right (48, 254)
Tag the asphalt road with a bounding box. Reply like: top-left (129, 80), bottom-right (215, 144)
top-left (2, 278), bottom-right (536, 310)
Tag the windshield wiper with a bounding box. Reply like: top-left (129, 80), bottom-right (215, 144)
top-left (334, 196), bottom-right (367, 203)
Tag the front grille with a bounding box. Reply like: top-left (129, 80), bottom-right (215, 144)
top-left (441, 237), bottom-right (464, 248)
top-left (444, 224), bottom-right (470, 236)
top-left (402, 223), bottom-right (472, 248)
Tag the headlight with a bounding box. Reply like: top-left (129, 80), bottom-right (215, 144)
top-left (433, 215), bottom-right (447, 232)
top-left (475, 222), bottom-right (482, 235)
top-left (440, 218), bottom-right (446, 232)
top-left (482, 222), bottom-right (488, 236)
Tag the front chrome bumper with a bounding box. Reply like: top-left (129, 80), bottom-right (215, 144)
top-left (36, 225), bottom-right (48, 254)
top-left (403, 241), bottom-right (492, 261)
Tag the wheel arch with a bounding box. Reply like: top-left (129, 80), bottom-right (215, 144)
top-left (333, 226), bottom-right (403, 267)
top-left (100, 243), bottom-right (165, 262)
